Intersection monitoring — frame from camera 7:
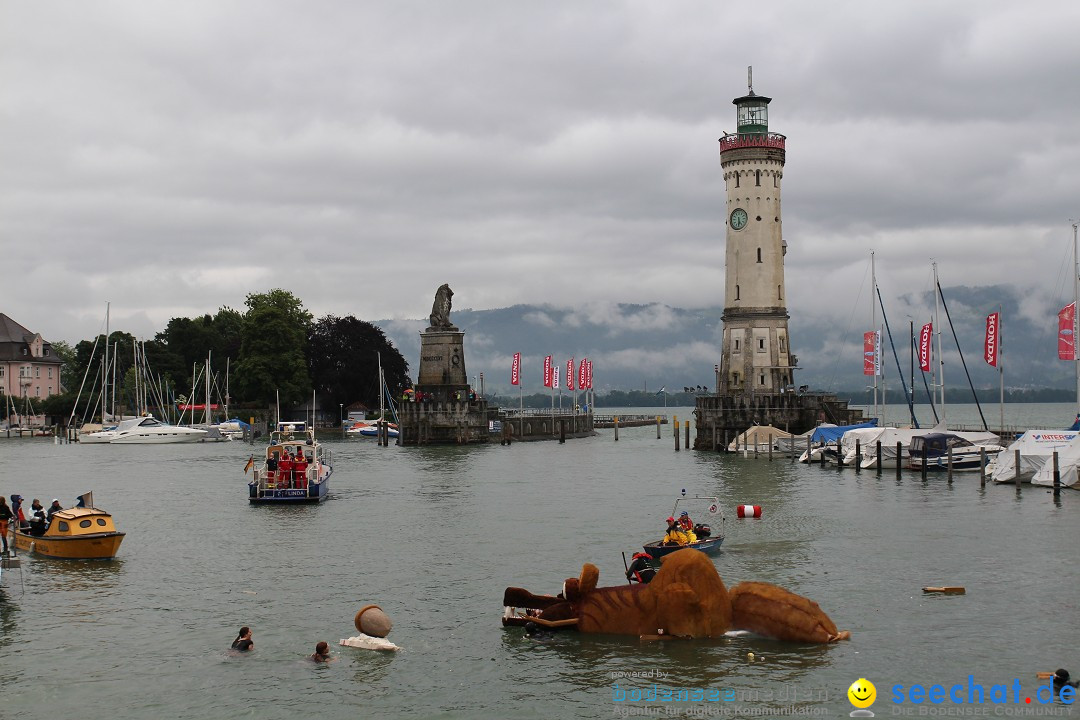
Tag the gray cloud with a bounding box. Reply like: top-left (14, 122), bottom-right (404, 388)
top-left (3, 0), bottom-right (1078, 396)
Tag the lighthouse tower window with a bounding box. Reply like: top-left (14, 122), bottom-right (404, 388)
top-left (757, 248), bottom-right (762, 263)
top-left (755, 170), bottom-right (761, 186)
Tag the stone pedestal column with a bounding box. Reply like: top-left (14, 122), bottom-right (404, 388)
top-left (417, 329), bottom-right (468, 392)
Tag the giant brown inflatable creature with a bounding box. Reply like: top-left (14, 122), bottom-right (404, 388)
top-left (503, 549), bottom-right (849, 643)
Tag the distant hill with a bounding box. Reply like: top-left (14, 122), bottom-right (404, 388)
top-left (375, 285), bottom-right (1071, 395)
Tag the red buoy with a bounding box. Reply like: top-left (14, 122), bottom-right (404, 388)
top-left (736, 505), bottom-right (762, 518)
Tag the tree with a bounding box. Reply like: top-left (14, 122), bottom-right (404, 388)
top-left (307, 315), bottom-right (411, 417)
top-left (234, 290), bottom-right (313, 406)
top-left (154, 307), bottom-right (244, 396)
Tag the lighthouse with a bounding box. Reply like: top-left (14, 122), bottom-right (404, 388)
top-left (718, 69), bottom-right (793, 395)
top-left (694, 70), bottom-right (864, 451)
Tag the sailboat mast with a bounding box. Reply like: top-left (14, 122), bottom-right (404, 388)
top-left (102, 303), bottom-right (110, 423)
top-left (205, 352), bottom-right (212, 425)
top-left (1073, 221), bottom-right (1079, 413)
top-left (933, 261), bottom-right (946, 421)
top-left (111, 342), bottom-right (117, 420)
top-left (871, 251), bottom-right (878, 422)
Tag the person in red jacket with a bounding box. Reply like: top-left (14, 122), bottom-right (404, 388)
top-left (278, 451), bottom-right (293, 488)
top-left (293, 450), bottom-right (308, 489)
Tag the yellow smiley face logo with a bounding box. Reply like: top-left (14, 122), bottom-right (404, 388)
top-left (848, 678), bottom-right (876, 709)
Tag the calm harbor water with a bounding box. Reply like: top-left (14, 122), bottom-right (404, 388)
top-left (1, 403), bottom-right (1077, 719)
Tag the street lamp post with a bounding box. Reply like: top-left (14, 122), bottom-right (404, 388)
top-left (339, 403), bottom-right (344, 427)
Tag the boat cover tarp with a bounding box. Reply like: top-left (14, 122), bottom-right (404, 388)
top-left (727, 425), bottom-right (793, 451)
top-left (860, 423), bottom-right (947, 464)
top-left (1031, 433), bottom-right (1080, 488)
top-left (993, 430), bottom-right (1080, 484)
top-left (811, 420), bottom-right (878, 445)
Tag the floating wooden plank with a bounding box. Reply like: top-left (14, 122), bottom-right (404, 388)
top-left (922, 586), bottom-right (966, 594)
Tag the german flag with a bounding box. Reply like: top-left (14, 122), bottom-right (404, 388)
top-left (243, 455), bottom-right (254, 474)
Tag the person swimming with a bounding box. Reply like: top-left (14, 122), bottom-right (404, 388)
top-left (1054, 669), bottom-right (1078, 695)
top-left (309, 641), bottom-right (333, 662)
top-left (231, 626), bottom-right (253, 652)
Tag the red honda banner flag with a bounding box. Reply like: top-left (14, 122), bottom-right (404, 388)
top-left (984, 313), bottom-right (999, 367)
top-left (578, 358), bottom-right (587, 390)
top-left (1059, 303), bottom-right (1076, 361)
top-left (566, 358), bottom-right (575, 391)
top-left (511, 353), bottom-right (521, 386)
top-left (918, 323), bottom-right (933, 372)
top-left (552, 365), bottom-right (560, 389)
top-left (863, 331), bottom-right (876, 376)
top-left (543, 355), bottom-right (553, 387)
top-left (586, 360), bottom-right (593, 389)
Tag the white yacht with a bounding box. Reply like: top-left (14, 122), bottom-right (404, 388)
top-left (81, 415), bottom-right (207, 444)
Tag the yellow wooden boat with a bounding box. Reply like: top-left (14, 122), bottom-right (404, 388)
top-left (14, 507), bottom-right (125, 559)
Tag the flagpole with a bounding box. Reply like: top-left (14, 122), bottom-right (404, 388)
top-left (933, 261), bottom-right (945, 422)
top-left (998, 304), bottom-right (1004, 435)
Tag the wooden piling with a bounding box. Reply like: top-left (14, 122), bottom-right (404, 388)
top-left (1053, 451), bottom-right (1061, 496)
top-left (1014, 449), bottom-right (1021, 486)
top-left (896, 441), bottom-right (902, 480)
top-left (685, 421), bottom-right (690, 449)
top-left (559, 420), bottom-right (565, 444)
top-left (980, 448), bottom-right (986, 486)
top-left (921, 447), bottom-right (928, 479)
top-left (854, 440), bottom-right (861, 474)
top-left (656, 416), bottom-right (661, 440)
top-left (768, 433), bottom-right (773, 462)
top-left (614, 416), bottom-right (619, 442)
top-left (876, 440), bottom-right (882, 473)
top-left (674, 419), bottom-right (680, 452)
top-left (947, 447), bottom-right (953, 483)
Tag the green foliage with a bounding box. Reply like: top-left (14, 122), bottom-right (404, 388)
top-left (234, 290), bottom-right (312, 406)
top-left (307, 315), bottom-right (410, 418)
top-left (154, 307), bottom-right (244, 393)
top-left (50, 340), bottom-right (79, 392)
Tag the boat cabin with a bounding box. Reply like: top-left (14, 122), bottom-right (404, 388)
top-left (44, 508), bottom-right (121, 537)
top-left (909, 433), bottom-right (975, 459)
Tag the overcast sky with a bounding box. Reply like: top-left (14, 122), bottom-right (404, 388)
top-left (4, 1), bottom-right (1080, 357)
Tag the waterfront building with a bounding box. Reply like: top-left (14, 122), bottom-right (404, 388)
top-left (0, 313), bottom-right (64, 404)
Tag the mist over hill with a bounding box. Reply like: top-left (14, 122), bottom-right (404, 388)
top-left (375, 285), bottom-right (1070, 397)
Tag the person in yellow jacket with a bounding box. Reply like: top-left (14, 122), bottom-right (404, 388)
top-left (662, 517), bottom-right (688, 546)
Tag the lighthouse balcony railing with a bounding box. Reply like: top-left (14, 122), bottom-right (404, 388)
top-left (719, 132), bottom-right (786, 152)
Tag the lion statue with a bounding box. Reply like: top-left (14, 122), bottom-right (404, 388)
top-left (429, 284), bottom-right (455, 329)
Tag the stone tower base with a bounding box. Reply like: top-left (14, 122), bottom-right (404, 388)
top-left (693, 392), bottom-right (865, 451)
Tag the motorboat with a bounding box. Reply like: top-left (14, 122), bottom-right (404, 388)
top-left (248, 422), bottom-right (333, 504)
top-left (641, 495), bottom-right (725, 558)
top-left (906, 432), bottom-right (1002, 472)
top-left (352, 420), bottom-right (398, 439)
top-left (82, 415), bottom-right (208, 444)
top-left (14, 506), bottom-right (125, 559)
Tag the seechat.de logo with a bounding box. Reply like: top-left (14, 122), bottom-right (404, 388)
top-left (848, 678), bottom-right (877, 717)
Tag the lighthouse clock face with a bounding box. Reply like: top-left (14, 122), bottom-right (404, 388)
top-left (730, 208), bottom-right (748, 230)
